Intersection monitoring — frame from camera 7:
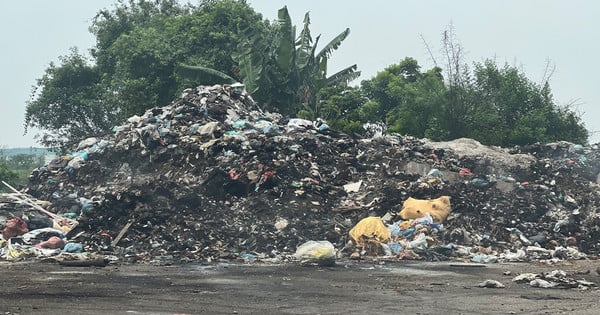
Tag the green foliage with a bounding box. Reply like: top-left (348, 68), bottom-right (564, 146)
top-left (26, 0), bottom-right (266, 150)
top-left (230, 6), bottom-right (359, 117)
top-left (0, 153), bottom-right (45, 189)
top-left (0, 162), bottom-right (18, 191)
top-left (25, 48), bottom-right (114, 149)
top-left (317, 85), bottom-right (366, 135)
top-left (468, 60), bottom-right (588, 145)
top-left (175, 64), bottom-right (236, 85)
top-left (27, 1), bottom-right (358, 148)
top-left (360, 58), bottom-right (447, 139)
top-left (2, 154), bottom-right (45, 170)
top-left (349, 53), bottom-right (588, 146)
top-left (92, 0), bottom-right (266, 118)
top-left (25, 5), bottom-right (589, 148)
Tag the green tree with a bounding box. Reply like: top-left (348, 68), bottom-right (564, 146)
top-left (0, 153), bottom-right (46, 188)
top-left (360, 58), bottom-right (447, 139)
top-left (93, 0), bottom-right (267, 117)
top-left (314, 84), bottom-right (366, 135)
top-left (421, 25), bottom-right (589, 145)
top-left (183, 6), bottom-right (360, 117)
top-left (26, 0), bottom-right (266, 149)
top-left (469, 60), bottom-right (588, 145)
top-left (0, 162), bottom-right (18, 191)
top-left (3, 154), bottom-right (45, 170)
top-left (25, 48), bottom-right (113, 149)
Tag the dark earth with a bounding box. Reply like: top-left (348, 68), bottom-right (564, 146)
top-left (1, 259), bottom-right (599, 315)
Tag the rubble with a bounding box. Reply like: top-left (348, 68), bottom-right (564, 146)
top-left (2, 83), bottom-right (599, 266)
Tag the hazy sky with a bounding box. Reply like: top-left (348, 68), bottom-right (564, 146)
top-left (1, 0), bottom-right (598, 148)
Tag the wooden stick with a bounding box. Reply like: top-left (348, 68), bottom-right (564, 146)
top-left (59, 257), bottom-right (108, 267)
top-left (2, 181), bottom-right (78, 232)
top-left (2, 181), bottom-right (59, 219)
top-left (111, 220), bottom-right (134, 247)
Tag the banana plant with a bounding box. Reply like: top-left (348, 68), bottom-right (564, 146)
top-left (180, 6), bottom-right (360, 117)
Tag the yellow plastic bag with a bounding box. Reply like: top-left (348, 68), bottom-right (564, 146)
top-left (349, 216), bottom-right (390, 245)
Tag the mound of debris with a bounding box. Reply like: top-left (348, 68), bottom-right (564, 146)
top-left (18, 84), bottom-right (600, 263)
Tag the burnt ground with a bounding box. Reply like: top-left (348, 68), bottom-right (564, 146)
top-left (1, 260), bottom-right (599, 315)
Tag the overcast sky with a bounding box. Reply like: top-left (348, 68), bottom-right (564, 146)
top-left (1, 0), bottom-right (598, 148)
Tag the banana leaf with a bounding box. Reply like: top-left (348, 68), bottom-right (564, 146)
top-left (176, 64), bottom-right (236, 85)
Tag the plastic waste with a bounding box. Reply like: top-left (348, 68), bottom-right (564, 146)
top-left (232, 120), bottom-right (248, 129)
top-left (553, 219), bottom-right (569, 232)
top-left (318, 123), bottom-right (329, 131)
top-left (294, 240), bottom-right (336, 266)
top-left (76, 137), bottom-right (99, 150)
top-left (349, 217), bottom-right (390, 244)
top-left (21, 228), bottom-right (66, 245)
top-left (388, 223), bottom-right (401, 238)
top-left (35, 236), bottom-right (66, 249)
top-left (427, 168), bottom-right (443, 178)
top-left (470, 178), bottom-right (489, 188)
top-left (240, 253), bottom-right (257, 262)
top-left (71, 151), bottom-right (89, 161)
top-left (389, 242), bottom-right (403, 254)
top-left (529, 279), bottom-right (557, 288)
top-left (62, 243), bottom-right (84, 253)
top-left (459, 168), bottom-right (473, 176)
top-left (63, 213), bottom-right (78, 219)
top-left (2, 217), bottom-right (29, 240)
top-left (501, 249), bottom-right (526, 261)
top-left (512, 273), bottom-right (538, 283)
top-left (477, 279), bottom-right (505, 288)
top-left (414, 213), bottom-right (434, 225)
top-left (398, 227), bottom-right (415, 239)
top-left (287, 118), bottom-right (313, 130)
top-left (407, 233), bottom-right (427, 250)
top-left (343, 181), bottom-right (362, 193)
top-left (571, 144), bottom-right (584, 154)
top-left (471, 253), bottom-right (498, 264)
top-left (381, 243), bottom-right (392, 256)
top-left (262, 124), bottom-right (280, 135)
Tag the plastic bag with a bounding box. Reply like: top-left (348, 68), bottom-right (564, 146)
top-left (407, 233), bottom-right (427, 250)
top-left (294, 240), bottom-right (335, 266)
top-left (349, 217), bottom-right (390, 244)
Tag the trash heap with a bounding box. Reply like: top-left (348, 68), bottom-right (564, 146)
top-left (15, 84), bottom-right (600, 264)
top-left (0, 192), bottom-right (85, 260)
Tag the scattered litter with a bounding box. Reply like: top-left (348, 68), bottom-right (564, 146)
top-left (477, 279), bottom-right (505, 288)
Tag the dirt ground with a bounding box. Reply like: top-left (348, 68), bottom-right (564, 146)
top-left (1, 259), bottom-right (599, 315)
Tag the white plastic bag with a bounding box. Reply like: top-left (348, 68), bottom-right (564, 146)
top-left (294, 240), bottom-right (336, 266)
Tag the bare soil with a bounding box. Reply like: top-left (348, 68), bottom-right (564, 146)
top-left (1, 259), bottom-right (599, 315)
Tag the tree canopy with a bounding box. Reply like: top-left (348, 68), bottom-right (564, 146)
top-left (0, 162), bottom-right (18, 190)
top-left (320, 56), bottom-right (588, 145)
top-left (0, 152), bottom-right (45, 189)
top-left (24, 1), bottom-right (589, 150)
top-left (180, 6), bottom-right (360, 117)
top-left (26, 0), bottom-right (266, 149)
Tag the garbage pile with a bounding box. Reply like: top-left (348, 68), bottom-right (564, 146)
top-left (12, 83), bottom-right (600, 264)
top-left (0, 191), bottom-right (86, 260)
